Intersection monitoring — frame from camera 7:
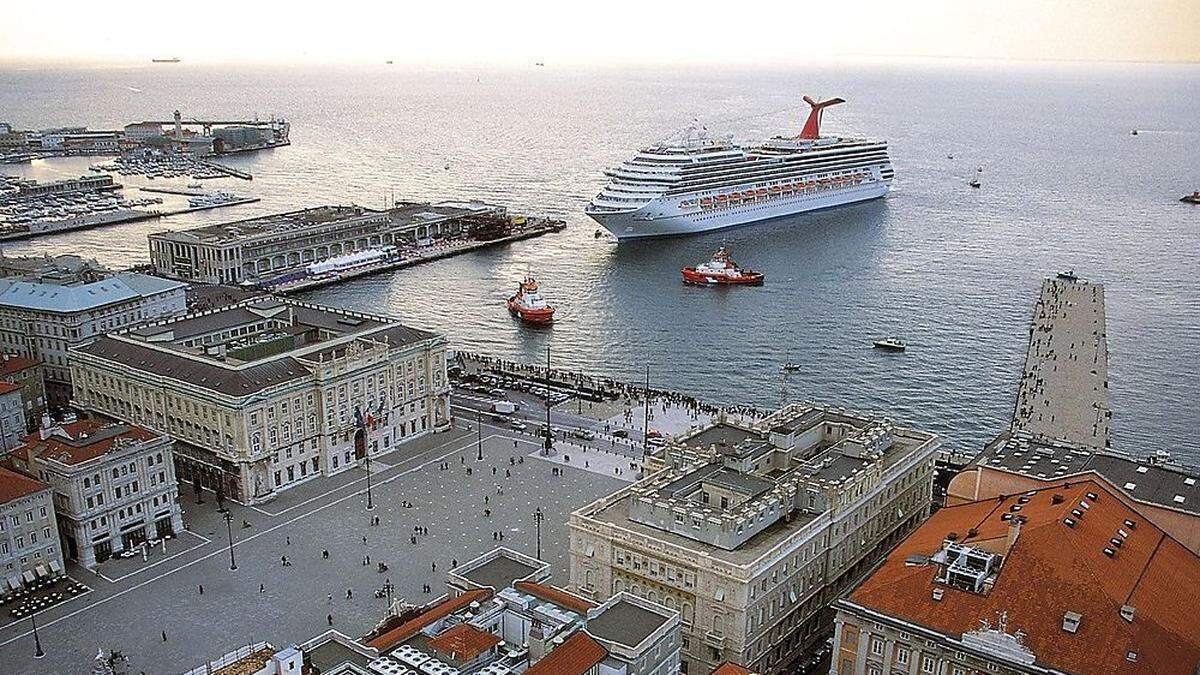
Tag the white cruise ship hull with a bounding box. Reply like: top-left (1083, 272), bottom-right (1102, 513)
top-left (588, 178), bottom-right (890, 241)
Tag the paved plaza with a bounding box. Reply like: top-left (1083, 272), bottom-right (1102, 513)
top-left (0, 421), bottom-right (624, 674)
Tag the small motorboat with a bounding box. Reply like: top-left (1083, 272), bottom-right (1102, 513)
top-left (594, 229), bottom-right (603, 239)
top-left (1057, 269), bottom-right (1078, 281)
top-left (507, 274), bottom-right (555, 324)
top-left (873, 338), bottom-right (906, 352)
top-left (681, 246), bottom-right (764, 286)
top-left (1131, 129), bottom-right (1139, 136)
top-left (781, 362), bottom-right (801, 373)
top-left (1180, 191), bottom-right (1200, 204)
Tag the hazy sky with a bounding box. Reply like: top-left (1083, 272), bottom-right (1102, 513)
top-left (1, 0), bottom-right (1197, 65)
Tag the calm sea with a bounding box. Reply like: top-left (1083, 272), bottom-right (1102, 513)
top-left (1, 61), bottom-right (1197, 460)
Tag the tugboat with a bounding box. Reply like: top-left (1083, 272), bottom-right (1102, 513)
top-left (1180, 191), bottom-right (1200, 204)
top-left (873, 337), bottom-right (906, 352)
top-left (507, 274), bottom-right (555, 324)
top-left (681, 246), bottom-right (764, 286)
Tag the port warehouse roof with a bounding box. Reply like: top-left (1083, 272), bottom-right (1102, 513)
top-left (71, 297), bottom-right (439, 397)
top-left (844, 479), bottom-right (1200, 674)
top-left (0, 272), bottom-right (184, 313)
top-left (148, 201), bottom-right (504, 245)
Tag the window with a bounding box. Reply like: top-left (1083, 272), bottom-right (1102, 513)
top-left (871, 638), bottom-right (883, 656)
top-left (922, 655), bottom-right (936, 673)
top-left (896, 647), bottom-right (909, 665)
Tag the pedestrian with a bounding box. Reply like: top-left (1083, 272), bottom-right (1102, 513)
top-left (161, 630), bottom-right (167, 642)
top-left (327, 593), bottom-right (333, 604)
top-left (347, 588), bottom-right (353, 599)
top-left (327, 613), bottom-right (333, 626)
top-left (432, 561), bottom-right (437, 572)
top-left (198, 584), bottom-right (204, 595)
top-left (286, 536), bottom-right (291, 546)
top-left (322, 549), bottom-right (329, 559)
top-left (260, 583), bottom-right (265, 593)
top-left (362, 535), bottom-right (367, 545)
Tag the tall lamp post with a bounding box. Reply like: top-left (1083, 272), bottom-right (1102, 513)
top-left (29, 613), bottom-right (44, 659)
top-left (543, 346), bottom-right (553, 455)
top-left (223, 511), bottom-right (237, 571)
top-left (642, 364), bottom-right (651, 460)
top-left (365, 451), bottom-right (374, 511)
top-left (476, 410), bottom-right (483, 461)
top-left (533, 507), bottom-right (544, 561)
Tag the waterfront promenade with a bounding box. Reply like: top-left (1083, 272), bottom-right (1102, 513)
top-left (1011, 276), bottom-right (1111, 448)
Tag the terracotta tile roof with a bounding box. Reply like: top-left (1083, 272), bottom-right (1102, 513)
top-left (17, 419), bottom-right (160, 466)
top-left (0, 355), bottom-right (38, 377)
top-left (514, 581), bottom-right (595, 614)
top-left (427, 623), bottom-right (501, 662)
top-left (365, 589), bottom-right (492, 652)
top-left (0, 381), bottom-right (20, 395)
top-left (712, 663), bottom-right (753, 675)
top-left (525, 631), bottom-right (608, 675)
top-left (0, 466), bottom-right (48, 504)
top-left (847, 479), bottom-right (1200, 674)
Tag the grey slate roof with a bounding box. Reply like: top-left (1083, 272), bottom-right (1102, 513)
top-left (585, 598), bottom-right (670, 649)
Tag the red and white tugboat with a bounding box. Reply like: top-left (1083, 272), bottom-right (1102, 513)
top-left (681, 246), bottom-right (764, 286)
top-left (507, 274), bottom-right (556, 324)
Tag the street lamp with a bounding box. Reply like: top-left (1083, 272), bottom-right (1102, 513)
top-left (477, 409), bottom-right (484, 461)
top-left (533, 507), bottom-right (544, 561)
top-left (223, 511), bottom-right (237, 571)
top-left (29, 613), bottom-right (44, 659)
top-left (544, 346), bottom-right (553, 455)
top-left (365, 450), bottom-right (374, 511)
top-left (381, 578), bottom-right (395, 612)
top-left (642, 364), bottom-right (651, 459)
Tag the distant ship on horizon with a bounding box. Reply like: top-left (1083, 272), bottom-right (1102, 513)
top-left (586, 96), bottom-right (893, 241)
top-left (151, 57), bottom-right (181, 63)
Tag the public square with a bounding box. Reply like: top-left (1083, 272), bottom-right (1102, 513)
top-left (0, 418), bottom-right (627, 674)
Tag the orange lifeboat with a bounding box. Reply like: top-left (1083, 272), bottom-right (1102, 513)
top-left (681, 246), bottom-right (764, 286)
top-left (506, 274), bottom-right (555, 324)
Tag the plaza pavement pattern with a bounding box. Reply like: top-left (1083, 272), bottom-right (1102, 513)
top-left (0, 421), bottom-right (625, 675)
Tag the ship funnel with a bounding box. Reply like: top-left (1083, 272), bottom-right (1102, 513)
top-left (799, 96), bottom-right (845, 140)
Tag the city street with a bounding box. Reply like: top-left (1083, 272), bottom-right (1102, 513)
top-left (0, 420), bottom-right (625, 674)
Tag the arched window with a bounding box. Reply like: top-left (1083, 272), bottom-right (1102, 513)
top-left (682, 602), bottom-right (694, 624)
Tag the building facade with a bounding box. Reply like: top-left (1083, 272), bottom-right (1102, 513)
top-left (0, 467), bottom-right (64, 593)
top-left (833, 480), bottom-right (1200, 674)
top-left (147, 202), bottom-right (505, 285)
top-left (569, 404), bottom-right (941, 675)
top-left (0, 382), bottom-right (23, 453)
top-left (0, 354), bottom-right (47, 430)
top-left (7, 418), bottom-right (183, 568)
top-left (69, 297), bottom-right (450, 505)
top-left (0, 257), bottom-right (186, 407)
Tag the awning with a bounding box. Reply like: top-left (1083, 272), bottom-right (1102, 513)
top-left (49, 560), bottom-right (63, 576)
top-left (6, 574), bottom-right (20, 590)
top-left (34, 564), bottom-right (48, 578)
top-left (21, 570), bottom-right (36, 585)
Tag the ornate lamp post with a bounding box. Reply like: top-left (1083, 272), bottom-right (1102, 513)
top-left (533, 507), bottom-right (545, 561)
top-left (223, 511), bottom-right (237, 571)
top-left (29, 613), bottom-right (44, 659)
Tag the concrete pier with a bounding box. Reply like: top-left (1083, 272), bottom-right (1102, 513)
top-left (1011, 275), bottom-right (1110, 448)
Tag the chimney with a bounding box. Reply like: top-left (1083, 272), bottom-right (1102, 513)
top-left (528, 623), bottom-right (547, 664)
top-left (1005, 517), bottom-right (1022, 552)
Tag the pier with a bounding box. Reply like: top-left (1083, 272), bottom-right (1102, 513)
top-left (272, 218), bottom-right (567, 294)
top-left (1011, 275), bottom-right (1110, 448)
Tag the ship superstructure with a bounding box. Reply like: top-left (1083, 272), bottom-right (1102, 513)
top-left (586, 96), bottom-right (893, 241)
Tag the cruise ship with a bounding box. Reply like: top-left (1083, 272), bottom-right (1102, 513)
top-left (586, 96), bottom-right (893, 241)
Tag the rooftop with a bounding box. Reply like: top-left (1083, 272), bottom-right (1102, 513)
top-left (0, 271), bottom-right (184, 314)
top-left (150, 201), bottom-right (504, 246)
top-left (513, 581), bottom-right (595, 615)
top-left (846, 480), bottom-right (1200, 674)
top-left (72, 297), bottom-right (438, 397)
top-left (585, 595), bottom-right (673, 649)
top-left (365, 589), bottom-right (492, 652)
top-left (451, 546), bottom-right (548, 593)
top-left (0, 466), bottom-right (47, 504)
top-left (0, 354), bottom-right (39, 377)
top-left (15, 419), bottom-right (161, 467)
top-left (426, 623), bottom-right (501, 663)
top-left (210, 647), bottom-right (273, 675)
top-left (525, 631), bottom-right (608, 675)
top-left (975, 431), bottom-right (1200, 516)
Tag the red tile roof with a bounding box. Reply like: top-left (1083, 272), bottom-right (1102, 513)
top-left (0, 355), bottom-right (38, 378)
top-left (712, 663), bottom-right (753, 675)
top-left (365, 589), bottom-right (492, 652)
top-left (525, 631), bottom-right (608, 675)
top-left (17, 419), bottom-right (159, 466)
top-left (514, 581), bottom-right (595, 614)
top-left (0, 466), bottom-right (48, 504)
top-left (847, 480), bottom-right (1200, 674)
top-left (0, 381), bottom-right (20, 395)
top-left (427, 623), bottom-right (501, 662)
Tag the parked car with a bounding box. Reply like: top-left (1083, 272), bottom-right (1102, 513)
top-left (613, 429), bottom-right (629, 438)
top-left (510, 420), bottom-right (528, 431)
top-left (570, 429), bottom-right (597, 441)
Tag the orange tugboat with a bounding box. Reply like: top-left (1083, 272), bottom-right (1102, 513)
top-left (507, 274), bottom-right (556, 324)
top-left (681, 246), bottom-right (764, 286)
